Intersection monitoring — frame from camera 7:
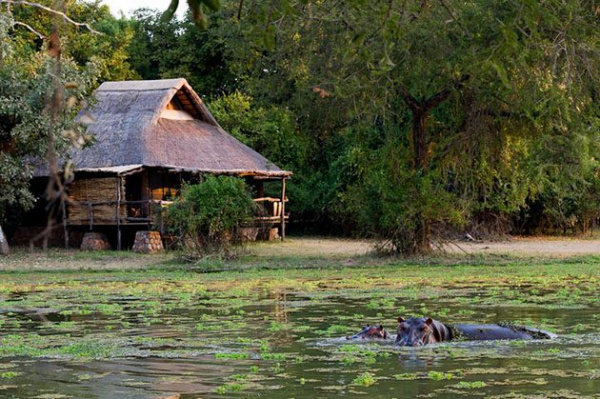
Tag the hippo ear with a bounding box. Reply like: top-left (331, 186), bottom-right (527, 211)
top-left (378, 324), bottom-right (384, 330)
top-left (425, 318), bottom-right (434, 326)
top-left (397, 317), bottom-right (404, 323)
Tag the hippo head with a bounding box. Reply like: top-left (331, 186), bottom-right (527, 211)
top-left (346, 324), bottom-right (390, 340)
top-left (395, 317), bottom-right (450, 346)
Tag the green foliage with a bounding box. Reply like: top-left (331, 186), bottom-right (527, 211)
top-left (128, 9), bottom-right (238, 96)
top-left (342, 133), bottom-right (464, 254)
top-left (10, 0), bottom-right (138, 82)
top-left (209, 91), bottom-right (309, 169)
top-left (0, 10), bottom-right (98, 225)
top-left (226, 0), bottom-right (600, 247)
top-left (3, 0), bottom-right (599, 250)
top-left (161, 176), bottom-right (255, 256)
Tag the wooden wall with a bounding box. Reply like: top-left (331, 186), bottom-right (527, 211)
top-left (68, 177), bottom-right (126, 225)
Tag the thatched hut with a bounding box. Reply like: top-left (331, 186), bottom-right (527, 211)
top-left (33, 79), bottom-right (291, 249)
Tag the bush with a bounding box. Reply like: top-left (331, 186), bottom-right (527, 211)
top-left (342, 138), bottom-right (464, 255)
top-left (161, 176), bottom-right (256, 257)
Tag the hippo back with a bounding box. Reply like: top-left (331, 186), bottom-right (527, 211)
top-left (454, 324), bottom-right (535, 340)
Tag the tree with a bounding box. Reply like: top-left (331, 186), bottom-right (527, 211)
top-left (230, 0), bottom-right (600, 253)
top-left (7, 0), bottom-right (138, 82)
top-left (128, 8), bottom-right (237, 96)
top-left (0, 5), bottom-right (99, 240)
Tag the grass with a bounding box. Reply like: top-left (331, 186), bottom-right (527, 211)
top-left (5, 237), bottom-right (600, 273)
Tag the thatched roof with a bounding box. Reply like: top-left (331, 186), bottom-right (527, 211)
top-left (68, 78), bottom-right (291, 178)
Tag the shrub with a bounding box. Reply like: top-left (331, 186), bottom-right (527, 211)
top-left (161, 176), bottom-right (255, 257)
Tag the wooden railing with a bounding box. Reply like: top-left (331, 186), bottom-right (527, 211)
top-left (253, 197), bottom-right (289, 222)
top-left (67, 199), bottom-right (172, 228)
top-left (68, 197), bottom-right (288, 228)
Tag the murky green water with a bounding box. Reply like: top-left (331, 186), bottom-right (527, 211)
top-left (0, 267), bottom-right (599, 398)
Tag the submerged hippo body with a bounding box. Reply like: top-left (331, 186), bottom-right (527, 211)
top-left (347, 324), bottom-right (391, 340)
top-left (454, 323), bottom-right (541, 341)
top-left (396, 317), bottom-right (556, 346)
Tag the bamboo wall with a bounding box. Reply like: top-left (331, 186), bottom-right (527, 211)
top-left (68, 177), bottom-right (126, 225)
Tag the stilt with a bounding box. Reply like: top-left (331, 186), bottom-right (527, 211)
top-left (117, 177), bottom-right (122, 251)
top-left (62, 200), bottom-right (69, 249)
top-left (280, 178), bottom-right (286, 241)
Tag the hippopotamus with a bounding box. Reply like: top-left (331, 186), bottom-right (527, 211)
top-left (346, 324), bottom-right (391, 340)
top-left (396, 316), bottom-right (556, 346)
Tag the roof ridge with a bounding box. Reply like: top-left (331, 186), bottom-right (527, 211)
top-left (97, 78), bottom-right (187, 92)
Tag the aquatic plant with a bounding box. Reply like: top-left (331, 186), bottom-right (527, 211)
top-left (455, 381), bottom-right (487, 389)
top-left (352, 372), bottom-right (376, 387)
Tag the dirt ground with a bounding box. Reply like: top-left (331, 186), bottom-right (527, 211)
top-left (2, 236), bottom-right (600, 271)
top-left (251, 237), bottom-right (373, 258)
top-left (443, 236), bottom-right (600, 257)
top-left (254, 236), bottom-right (600, 258)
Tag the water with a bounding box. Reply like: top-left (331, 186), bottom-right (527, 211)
top-left (0, 272), bottom-right (598, 398)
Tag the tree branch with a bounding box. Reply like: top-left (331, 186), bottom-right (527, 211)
top-left (13, 20), bottom-right (45, 39)
top-left (237, 0), bottom-right (244, 21)
top-left (438, 0), bottom-right (472, 39)
top-left (0, 0), bottom-right (101, 34)
top-left (400, 89), bottom-right (421, 112)
top-left (410, 0), bottom-right (429, 21)
top-left (424, 74), bottom-right (469, 110)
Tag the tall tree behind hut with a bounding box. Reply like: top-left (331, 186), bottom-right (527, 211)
top-left (219, 0), bottom-right (600, 253)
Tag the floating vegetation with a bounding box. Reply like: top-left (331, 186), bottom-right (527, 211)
top-left (455, 381), bottom-right (487, 389)
top-left (0, 255), bottom-right (597, 397)
top-left (352, 372), bottom-right (376, 387)
top-left (428, 371), bottom-right (456, 381)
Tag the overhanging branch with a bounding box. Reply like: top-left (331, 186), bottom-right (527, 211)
top-left (0, 0), bottom-right (101, 34)
top-left (13, 20), bottom-right (45, 39)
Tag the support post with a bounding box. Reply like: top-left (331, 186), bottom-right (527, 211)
top-left (61, 199), bottom-right (69, 249)
top-left (88, 203), bottom-right (94, 231)
top-left (141, 170), bottom-right (149, 218)
top-left (116, 177), bottom-right (122, 251)
top-left (280, 178), bottom-right (286, 241)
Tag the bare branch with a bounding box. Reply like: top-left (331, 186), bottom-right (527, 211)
top-left (13, 20), bottom-right (45, 39)
top-left (438, 0), bottom-right (472, 39)
top-left (0, 0), bottom-right (101, 34)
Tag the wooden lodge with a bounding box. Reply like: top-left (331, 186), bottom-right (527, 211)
top-left (33, 79), bottom-right (292, 249)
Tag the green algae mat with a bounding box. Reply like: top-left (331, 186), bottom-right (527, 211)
top-left (0, 256), bottom-right (599, 398)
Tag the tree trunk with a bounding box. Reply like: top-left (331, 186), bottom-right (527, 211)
top-left (0, 225), bottom-right (9, 256)
top-left (411, 109), bottom-right (432, 254)
top-left (412, 110), bottom-right (428, 170)
top-left (401, 77), bottom-right (468, 255)
top-left (415, 213), bottom-right (432, 253)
